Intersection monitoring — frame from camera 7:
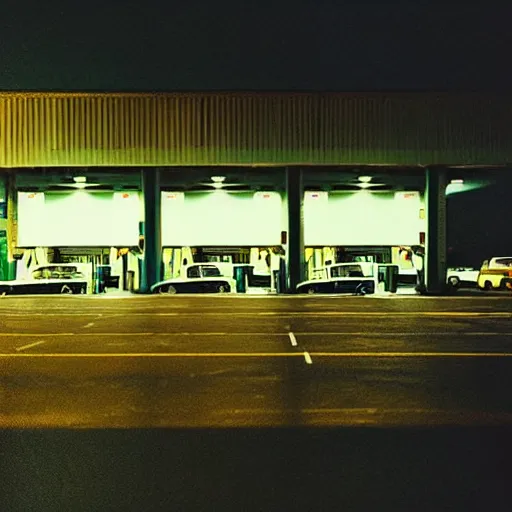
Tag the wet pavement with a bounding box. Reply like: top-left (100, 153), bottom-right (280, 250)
top-left (1, 294), bottom-right (512, 510)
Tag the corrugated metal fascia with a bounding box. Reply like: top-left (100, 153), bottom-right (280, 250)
top-left (1, 92), bottom-right (512, 167)
top-left (2, 91), bottom-right (510, 102)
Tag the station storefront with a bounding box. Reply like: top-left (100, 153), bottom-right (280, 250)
top-left (303, 184), bottom-right (426, 288)
top-left (8, 166), bottom-right (431, 294)
top-left (0, 92), bottom-right (511, 294)
top-left (15, 187), bottom-right (142, 293)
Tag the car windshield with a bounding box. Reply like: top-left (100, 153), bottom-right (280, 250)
top-left (32, 266), bottom-right (82, 280)
top-left (330, 264), bottom-right (367, 278)
top-left (187, 266), bottom-right (202, 278)
top-left (201, 266), bottom-right (222, 277)
top-left (494, 258), bottom-right (512, 267)
top-left (187, 265), bottom-right (222, 278)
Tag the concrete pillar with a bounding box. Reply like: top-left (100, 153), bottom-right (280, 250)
top-left (425, 167), bottom-right (447, 294)
top-left (286, 168), bottom-right (305, 293)
top-left (139, 168), bottom-right (162, 293)
top-left (6, 171), bottom-right (17, 279)
top-left (0, 173), bottom-right (8, 281)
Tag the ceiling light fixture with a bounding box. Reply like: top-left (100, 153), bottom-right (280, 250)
top-left (211, 176), bottom-right (226, 183)
top-left (358, 175), bottom-right (372, 183)
top-left (450, 179), bottom-right (464, 184)
top-left (73, 176), bottom-right (87, 183)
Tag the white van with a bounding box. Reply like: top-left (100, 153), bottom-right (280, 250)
top-left (477, 257), bottom-right (512, 290)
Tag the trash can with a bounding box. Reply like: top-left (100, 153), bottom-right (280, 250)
top-left (95, 265), bottom-right (111, 294)
top-left (384, 265), bottom-right (399, 293)
top-left (279, 259), bottom-right (287, 294)
top-left (126, 270), bottom-right (135, 292)
top-left (234, 265), bottom-right (247, 293)
top-left (273, 270), bottom-right (281, 294)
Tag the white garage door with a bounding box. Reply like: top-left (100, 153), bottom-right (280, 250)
top-left (162, 191), bottom-right (283, 246)
top-left (17, 191), bottom-right (141, 247)
top-left (304, 191), bottom-right (424, 246)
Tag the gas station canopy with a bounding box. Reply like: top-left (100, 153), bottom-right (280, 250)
top-left (1, 92), bottom-right (512, 168)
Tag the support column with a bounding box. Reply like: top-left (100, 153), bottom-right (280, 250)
top-left (6, 171), bottom-right (17, 280)
top-left (425, 167), bottom-right (447, 294)
top-left (140, 168), bottom-right (162, 293)
top-left (286, 168), bottom-right (305, 293)
top-left (0, 173), bottom-right (8, 281)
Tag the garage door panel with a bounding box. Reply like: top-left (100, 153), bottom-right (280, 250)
top-left (162, 191), bottom-right (282, 246)
top-left (17, 192), bottom-right (140, 247)
top-left (304, 191), bottom-right (424, 246)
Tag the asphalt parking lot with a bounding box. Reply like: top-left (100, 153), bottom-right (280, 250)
top-left (1, 294), bottom-right (512, 511)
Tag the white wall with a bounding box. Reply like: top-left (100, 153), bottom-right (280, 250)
top-left (17, 188), bottom-right (423, 248)
top-left (304, 190), bottom-right (425, 246)
top-left (161, 191), bottom-right (283, 246)
top-left (17, 191), bottom-right (140, 247)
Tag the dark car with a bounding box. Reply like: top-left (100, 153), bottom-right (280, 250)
top-left (297, 262), bottom-right (399, 295)
top-left (151, 264), bottom-right (233, 294)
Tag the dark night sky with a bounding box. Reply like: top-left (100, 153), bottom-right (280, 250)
top-left (2, 1), bottom-right (511, 263)
top-left (447, 183), bottom-right (511, 267)
top-left (1, 1), bottom-right (511, 91)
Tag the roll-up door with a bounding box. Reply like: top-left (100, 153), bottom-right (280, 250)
top-left (304, 191), bottom-right (424, 246)
top-left (17, 191), bottom-right (141, 247)
top-left (162, 191), bottom-right (283, 246)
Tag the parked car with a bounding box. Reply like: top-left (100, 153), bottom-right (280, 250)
top-left (152, 262), bottom-right (272, 295)
top-left (477, 257), bottom-right (512, 290)
top-left (446, 267), bottom-right (479, 289)
top-left (151, 264), bottom-right (234, 294)
top-left (296, 262), bottom-right (399, 295)
top-left (0, 264), bottom-right (89, 295)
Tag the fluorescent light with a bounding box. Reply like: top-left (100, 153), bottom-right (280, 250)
top-left (211, 176), bottom-right (226, 183)
top-left (73, 176), bottom-right (87, 183)
top-left (358, 175), bottom-right (372, 183)
top-left (212, 182), bottom-right (224, 189)
top-left (450, 179), bottom-right (464, 184)
top-left (358, 182), bottom-right (372, 189)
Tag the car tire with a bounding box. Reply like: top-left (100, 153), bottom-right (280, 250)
top-left (217, 284), bottom-right (228, 293)
top-left (165, 285), bottom-right (177, 295)
top-left (448, 276), bottom-right (460, 289)
top-left (356, 285), bottom-right (369, 296)
top-left (307, 286), bottom-right (316, 294)
top-left (60, 285), bottom-right (73, 294)
top-left (484, 280), bottom-right (493, 291)
top-left (80, 286), bottom-right (86, 294)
